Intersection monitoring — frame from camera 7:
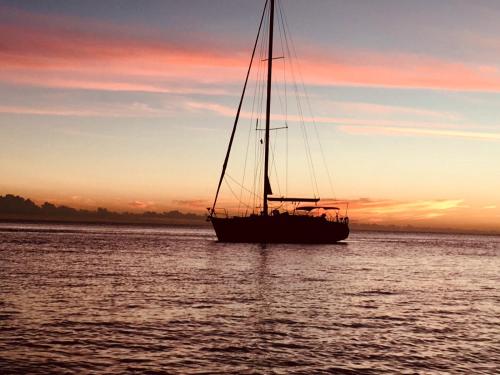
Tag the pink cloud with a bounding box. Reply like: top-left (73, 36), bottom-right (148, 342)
top-left (339, 125), bottom-right (500, 141)
top-left (0, 103), bottom-right (174, 118)
top-left (0, 12), bottom-right (245, 93)
top-left (186, 100), bottom-right (467, 130)
top-left (326, 101), bottom-right (460, 121)
top-left (2, 9), bottom-right (500, 94)
top-left (187, 100), bottom-right (500, 141)
top-left (297, 50), bottom-right (500, 92)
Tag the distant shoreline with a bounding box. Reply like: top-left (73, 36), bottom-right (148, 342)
top-left (0, 216), bottom-right (210, 228)
top-left (0, 194), bottom-right (209, 228)
top-left (2, 194), bottom-right (499, 236)
top-left (1, 217), bottom-right (499, 237)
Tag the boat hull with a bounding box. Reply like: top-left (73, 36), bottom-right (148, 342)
top-left (211, 215), bottom-right (349, 243)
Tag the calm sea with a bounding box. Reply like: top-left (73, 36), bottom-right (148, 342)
top-left (0, 223), bottom-right (498, 374)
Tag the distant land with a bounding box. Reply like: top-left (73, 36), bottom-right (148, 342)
top-left (1, 194), bottom-right (498, 235)
top-left (0, 194), bottom-right (207, 226)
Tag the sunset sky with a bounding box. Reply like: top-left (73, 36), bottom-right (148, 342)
top-left (1, 0), bottom-right (499, 231)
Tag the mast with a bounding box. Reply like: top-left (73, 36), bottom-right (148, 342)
top-left (263, 0), bottom-right (275, 216)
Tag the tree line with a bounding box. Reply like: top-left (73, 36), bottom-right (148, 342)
top-left (0, 194), bottom-right (205, 222)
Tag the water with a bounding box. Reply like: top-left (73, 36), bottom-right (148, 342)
top-left (0, 223), bottom-right (499, 374)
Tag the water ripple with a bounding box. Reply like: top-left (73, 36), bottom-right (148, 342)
top-left (0, 223), bottom-right (499, 373)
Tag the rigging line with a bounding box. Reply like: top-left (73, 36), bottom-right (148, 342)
top-left (247, 113), bottom-right (261, 210)
top-left (238, 113), bottom-right (256, 215)
top-left (252, 95), bottom-right (264, 209)
top-left (264, 85), bottom-right (284, 195)
top-left (209, 0), bottom-right (269, 216)
top-left (251, 27), bottom-right (268, 211)
top-left (257, 8), bottom-right (269, 126)
top-left (251, 9), bottom-right (269, 211)
top-left (238, 15), bottom-right (267, 215)
top-left (224, 178), bottom-right (254, 211)
top-left (256, 126), bottom-right (288, 131)
top-left (226, 174), bottom-right (261, 200)
top-left (300, 114), bottom-right (320, 197)
top-left (280, 17), bottom-right (316, 199)
top-left (279, 3), bottom-right (319, 197)
top-left (278, 0), bottom-right (290, 196)
top-left (280, 48), bottom-right (317, 196)
top-left (253, 115), bottom-right (265, 210)
top-left (286, 122), bottom-right (289, 196)
top-left (311, 109), bottom-right (337, 199)
top-left (251, 132), bottom-right (257, 210)
top-left (281, 5), bottom-right (327, 198)
top-left (238, 109), bottom-right (254, 215)
top-left (252, 120), bottom-right (260, 210)
top-left (274, 6), bottom-right (287, 131)
top-left (269, 135), bottom-right (282, 196)
top-left (254, 145), bottom-right (263, 210)
top-left (274, 76), bottom-right (286, 127)
top-left (251, 3), bottom-right (269, 212)
top-left (257, 3), bottom-right (269, 127)
top-left (277, 0), bottom-right (288, 122)
top-left (277, 0), bottom-right (289, 195)
top-left (279, 3), bottom-right (336, 200)
top-left (262, 0), bottom-right (276, 216)
top-left (273, 108), bottom-right (287, 193)
top-left (277, 3), bottom-right (309, 175)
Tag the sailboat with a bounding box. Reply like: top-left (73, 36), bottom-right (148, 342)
top-left (208, 0), bottom-right (349, 243)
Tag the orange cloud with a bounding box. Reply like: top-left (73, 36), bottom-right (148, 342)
top-left (212, 196), bottom-right (484, 229)
top-left (172, 199), bottom-right (210, 211)
top-left (330, 198), bottom-right (468, 224)
top-left (482, 205), bottom-right (497, 209)
top-left (129, 200), bottom-right (155, 209)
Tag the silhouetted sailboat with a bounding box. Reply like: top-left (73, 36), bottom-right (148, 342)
top-left (208, 0), bottom-right (349, 243)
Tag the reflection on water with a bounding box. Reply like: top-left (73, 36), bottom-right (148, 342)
top-left (0, 223), bottom-right (499, 373)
